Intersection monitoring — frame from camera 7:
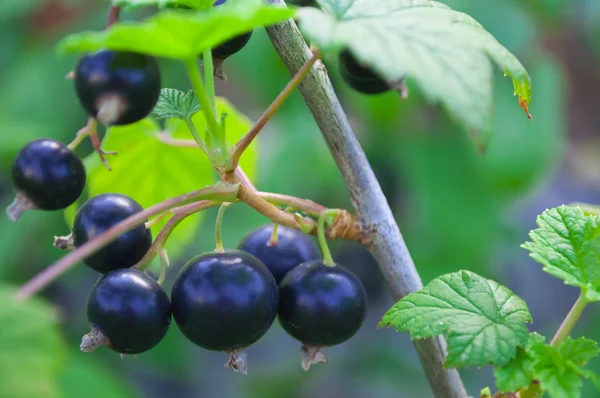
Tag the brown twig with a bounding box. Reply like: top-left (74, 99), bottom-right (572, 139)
top-left (238, 184), bottom-right (363, 242)
top-left (15, 184), bottom-right (240, 301)
top-left (257, 192), bottom-right (327, 216)
top-left (227, 51), bottom-right (321, 170)
top-left (105, 3), bottom-right (121, 28)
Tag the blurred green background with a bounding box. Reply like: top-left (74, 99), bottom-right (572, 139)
top-left (2, 0), bottom-right (600, 397)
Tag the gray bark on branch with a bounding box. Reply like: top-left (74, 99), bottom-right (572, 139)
top-left (264, 4), bottom-right (468, 397)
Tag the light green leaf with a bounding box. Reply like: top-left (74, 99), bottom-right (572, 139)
top-left (522, 206), bottom-right (600, 301)
top-left (67, 97), bottom-right (256, 258)
top-left (298, 0), bottom-right (532, 132)
top-left (153, 89), bottom-right (200, 120)
top-left (58, 1), bottom-right (295, 59)
top-left (528, 337), bottom-right (600, 398)
top-left (61, 352), bottom-right (141, 398)
top-left (494, 346), bottom-right (534, 392)
top-left (559, 337), bottom-right (600, 367)
top-left (0, 284), bottom-right (67, 398)
top-left (380, 270), bottom-right (532, 367)
top-left (494, 332), bottom-right (545, 392)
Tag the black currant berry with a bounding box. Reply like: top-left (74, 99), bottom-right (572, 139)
top-left (82, 268), bottom-right (171, 355)
top-left (212, 0), bottom-right (252, 60)
top-left (278, 260), bottom-right (367, 369)
top-left (72, 194), bottom-right (152, 273)
top-left (338, 50), bottom-right (391, 95)
top-left (212, 31), bottom-right (253, 60)
top-left (237, 224), bottom-right (320, 283)
top-left (74, 50), bottom-right (161, 126)
top-left (7, 139), bottom-right (86, 221)
top-left (171, 250), bottom-right (278, 373)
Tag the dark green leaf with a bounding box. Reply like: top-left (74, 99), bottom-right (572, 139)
top-left (380, 270), bottom-right (532, 367)
top-left (494, 333), bottom-right (545, 392)
top-left (0, 285), bottom-right (67, 398)
top-left (153, 89), bottom-right (200, 120)
top-left (60, 352), bottom-right (141, 398)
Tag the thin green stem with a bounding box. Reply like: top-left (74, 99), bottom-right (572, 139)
top-left (203, 50), bottom-right (216, 114)
top-left (215, 202), bottom-right (233, 252)
top-left (267, 224), bottom-right (280, 246)
top-left (185, 118), bottom-right (209, 154)
top-left (157, 249), bottom-right (169, 286)
top-left (317, 209), bottom-right (339, 266)
top-left (136, 200), bottom-right (221, 271)
top-left (184, 58), bottom-right (221, 152)
top-left (551, 293), bottom-right (590, 347)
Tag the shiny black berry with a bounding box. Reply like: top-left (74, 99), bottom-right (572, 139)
top-left (212, 31), bottom-right (252, 60)
top-left (74, 50), bottom-right (161, 126)
top-left (237, 224), bottom-right (320, 283)
top-left (7, 139), bottom-right (86, 221)
top-left (82, 268), bottom-right (171, 355)
top-left (278, 260), bottom-right (367, 353)
top-left (338, 50), bottom-right (390, 94)
top-left (73, 194), bottom-right (152, 273)
top-left (212, 0), bottom-right (252, 59)
top-left (171, 250), bottom-right (278, 353)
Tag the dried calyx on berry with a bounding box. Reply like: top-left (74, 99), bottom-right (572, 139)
top-left (74, 50), bottom-right (161, 126)
top-left (278, 260), bottom-right (367, 370)
top-left (7, 138), bottom-right (86, 222)
top-left (59, 193), bottom-right (152, 274)
top-left (82, 269), bottom-right (172, 355)
top-left (170, 250), bottom-right (278, 374)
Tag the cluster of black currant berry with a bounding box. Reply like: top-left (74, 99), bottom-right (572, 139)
top-left (6, 0), bottom-right (373, 374)
top-left (78, 219), bottom-right (366, 373)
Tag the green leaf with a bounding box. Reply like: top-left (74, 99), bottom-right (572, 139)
top-left (68, 97), bottom-right (256, 258)
top-left (58, 0), bottom-right (295, 59)
top-left (579, 368), bottom-right (600, 392)
top-left (61, 352), bottom-right (141, 398)
top-left (559, 337), bottom-right (600, 367)
top-left (494, 346), bottom-right (535, 392)
top-left (298, 0), bottom-right (532, 132)
top-left (379, 270), bottom-right (531, 367)
top-left (529, 339), bottom-right (588, 398)
top-left (522, 205), bottom-right (600, 301)
top-left (153, 89), bottom-right (200, 120)
top-left (0, 284), bottom-right (67, 398)
top-left (494, 332), bottom-right (545, 392)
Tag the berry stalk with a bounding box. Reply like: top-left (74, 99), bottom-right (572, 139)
top-left (317, 209), bottom-right (339, 266)
top-left (215, 202), bottom-right (234, 252)
top-left (227, 50), bottom-right (321, 170)
top-left (135, 200), bottom-right (221, 270)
